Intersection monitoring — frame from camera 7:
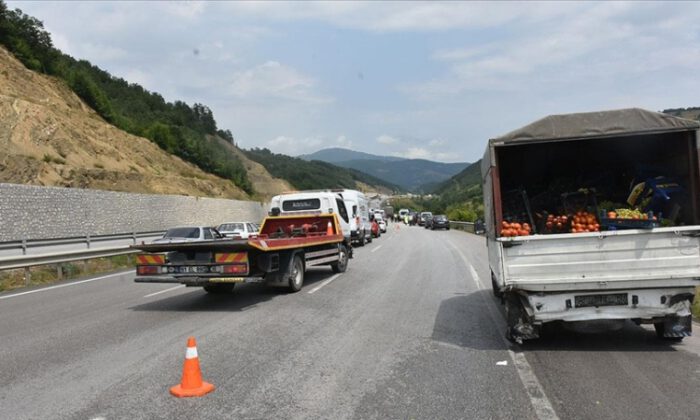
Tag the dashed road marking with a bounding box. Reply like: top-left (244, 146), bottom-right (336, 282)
top-left (371, 245), bottom-right (383, 253)
top-left (0, 271), bottom-right (134, 300)
top-left (143, 285), bottom-right (185, 298)
top-left (307, 274), bottom-right (342, 294)
top-left (447, 240), bottom-right (559, 420)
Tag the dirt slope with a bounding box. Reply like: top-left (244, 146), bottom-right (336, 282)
top-left (0, 46), bottom-right (253, 198)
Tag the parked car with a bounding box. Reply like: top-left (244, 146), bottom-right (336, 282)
top-left (371, 219), bottom-right (380, 238)
top-left (419, 211), bottom-right (433, 226)
top-left (152, 226), bottom-right (223, 243)
top-left (474, 219), bottom-right (485, 235)
top-left (430, 215), bottom-right (450, 230)
top-left (217, 222), bottom-right (259, 239)
top-left (375, 214), bottom-right (387, 233)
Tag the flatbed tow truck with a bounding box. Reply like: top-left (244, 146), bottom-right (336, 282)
top-left (132, 213), bottom-right (349, 293)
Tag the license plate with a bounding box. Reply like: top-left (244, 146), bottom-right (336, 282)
top-left (575, 293), bottom-right (628, 308)
top-left (176, 266), bottom-right (208, 274)
top-left (209, 277), bottom-right (246, 283)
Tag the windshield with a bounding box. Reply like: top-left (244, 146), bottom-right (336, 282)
top-left (218, 223), bottom-right (245, 232)
top-left (163, 227), bottom-right (200, 239)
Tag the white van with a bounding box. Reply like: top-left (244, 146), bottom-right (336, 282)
top-left (334, 189), bottom-right (373, 246)
top-left (270, 191), bottom-right (352, 240)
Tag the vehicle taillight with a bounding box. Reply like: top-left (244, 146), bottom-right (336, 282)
top-left (223, 264), bottom-right (248, 274)
top-left (137, 265), bottom-right (161, 275)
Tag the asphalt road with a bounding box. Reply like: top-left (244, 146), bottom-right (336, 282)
top-left (1, 225), bottom-right (699, 419)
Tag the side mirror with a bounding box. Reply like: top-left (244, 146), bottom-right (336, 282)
top-left (270, 207), bottom-right (281, 216)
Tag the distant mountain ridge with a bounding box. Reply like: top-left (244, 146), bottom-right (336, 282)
top-left (299, 147), bottom-right (405, 163)
top-left (301, 148), bottom-right (469, 192)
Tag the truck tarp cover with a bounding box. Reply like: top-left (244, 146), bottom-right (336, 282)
top-left (491, 108), bottom-right (700, 145)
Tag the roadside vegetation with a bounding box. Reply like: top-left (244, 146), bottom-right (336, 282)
top-left (244, 148), bottom-right (400, 192)
top-left (0, 1), bottom-right (252, 193)
top-left (0, 255), bottom-right (135, 292)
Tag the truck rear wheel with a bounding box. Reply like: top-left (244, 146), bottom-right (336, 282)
top-left (203, 284), bottom-right (235, 294)
top-left (288, 255), bottom-right (305, 292)
top-left (331, 244), bottom-right (348, 273)
top-left (491, 272), bottom-right (503, 299)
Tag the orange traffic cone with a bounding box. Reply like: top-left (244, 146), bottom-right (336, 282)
top-left (326, 221), bottom-right (334, 235)
top-left (170, 337), bottom-right (215, 398)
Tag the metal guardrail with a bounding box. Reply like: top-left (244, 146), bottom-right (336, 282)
top-left (448, 221), bottom-right (476, 233)
top-left (0, 231), bottom-right (165, 271)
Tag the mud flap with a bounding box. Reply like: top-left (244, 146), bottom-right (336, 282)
top-left (505, 293), bottom-right (540, 344)
top-left (657, 315), bottom-right (692, 338)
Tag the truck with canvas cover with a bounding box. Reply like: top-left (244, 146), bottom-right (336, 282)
top-left (132, 213), bottom-right (349, 293)
top-left (482, 108), bottom-right (700, 342)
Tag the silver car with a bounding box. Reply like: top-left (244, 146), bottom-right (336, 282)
top-left (217, 222), bottom-right (260, 239)
top-left (152, 226), bottom-right (223, 243)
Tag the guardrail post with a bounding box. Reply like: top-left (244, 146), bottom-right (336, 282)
top-left (24, 267), bottom-right (31, 286)
top-left (21, 238), bottom-right (27, 255)
top-left (57, 264), bottom-right (63, 280)
top-left (86, 233), bottom-right (91, 249)
top-left (132, 232), bottom-right (137, 244)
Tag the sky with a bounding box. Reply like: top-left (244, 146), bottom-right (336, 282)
top-left (8, 1), bottom-right (700, 163)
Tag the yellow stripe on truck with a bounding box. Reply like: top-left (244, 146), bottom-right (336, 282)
top-left (215, 253), bottom-right (248, 264)
top-left (137, 254), bottom-right (165, 265)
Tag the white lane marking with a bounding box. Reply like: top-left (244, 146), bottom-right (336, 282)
top-left (497, 360), bottom-right (509, 366)
top-left (0, 270), bottom-right (135, 301)
top-left (371, 245), bottom-right (383, 253)
top-left (307, 274), bottom-right (341, 294)
top-left (143, 285), bottom-right (185, 298)
top-left (447, 240), bottom-right (559, 420)
top-left (468, 264), bottom-right (482, 290)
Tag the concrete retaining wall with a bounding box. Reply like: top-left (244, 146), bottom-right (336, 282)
top-left (0, 183), bottom-right (266, 241)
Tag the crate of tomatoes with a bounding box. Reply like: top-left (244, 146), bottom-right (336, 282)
top-left (500, 220), bottom-right (532, 237)
top-left (570, 210), bottom-right (600, 233)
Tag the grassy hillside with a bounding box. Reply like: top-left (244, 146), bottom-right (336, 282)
top-left (387, 160), bottom-right (483, 221)
top-left (244, 148), bottom-right (399, 193)
top-left (0, 1), bottom-right (251, 193)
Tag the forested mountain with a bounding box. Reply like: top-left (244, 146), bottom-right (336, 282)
top-left (0, 1), bottom-right (251, 193)
top-left (245, 148), bottom-right (399, 193)
top-left (302, 148), bottom-right (468, 192)
top-left (300, 148), bottom-right (405, 163)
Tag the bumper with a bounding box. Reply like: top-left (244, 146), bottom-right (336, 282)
top-left (135, 275), bottom-right (265, 285)
top-left (525, 288), bottom-right (695, 323)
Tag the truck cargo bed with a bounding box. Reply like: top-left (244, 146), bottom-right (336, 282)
top-left (499, 226), bottom-right (700, 291)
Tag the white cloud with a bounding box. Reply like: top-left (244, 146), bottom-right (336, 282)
top-left (401, 2), bottom-right (700, 102)
top-left (428, 139), bottom-right (445, 147)
top-left (229, 61), bottom-right (332, 104)
top-left (392, 147), bottom-right (462, 162)
top-left (376, 135), bottom-right (399, 145)
top-left (217, 2), bottom-right (578, 33)
top-left (335, 135), bottom-right (353, 149)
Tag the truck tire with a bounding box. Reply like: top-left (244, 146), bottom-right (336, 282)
top-left (491, 272), bottom-right (503, 299)
top-left (331, 244), bottom-right (349, 273)
top-left (203, 284), bottom-right (235, 294)
top-left (288, 255), bottom-right (305, 292)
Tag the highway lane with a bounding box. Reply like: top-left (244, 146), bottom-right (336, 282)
top-left (0, 225), bottom-right (699, 419)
